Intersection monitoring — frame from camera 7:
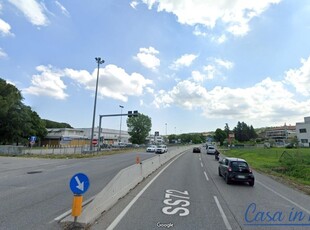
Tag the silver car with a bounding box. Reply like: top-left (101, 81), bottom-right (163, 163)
top-left (206, 145), bottom-right (216, 155)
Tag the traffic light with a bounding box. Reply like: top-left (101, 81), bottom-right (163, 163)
top-left (128, 111), bottom-right (139, 117)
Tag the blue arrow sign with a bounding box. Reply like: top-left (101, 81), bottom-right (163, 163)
top-left (69, 173), bottom-right (90, 195)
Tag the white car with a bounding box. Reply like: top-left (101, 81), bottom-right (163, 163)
top-left (155, 145), bottom-right (168, 154)
top-left (146, 145), bottom-right (157, 152)
top-left (206, 145), bottom-right (216, 155)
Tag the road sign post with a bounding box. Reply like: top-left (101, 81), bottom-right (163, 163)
top-left (69, 173), bottom-right (90, 223)
top-left (72, 195), bottom-right (83, 222)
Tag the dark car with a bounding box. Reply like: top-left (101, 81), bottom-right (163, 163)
top-left (218, 157), bottom-right (255, 186)
top-left (193, 147), bottom-right (201, 153)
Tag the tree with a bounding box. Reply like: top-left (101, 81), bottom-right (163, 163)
top-left (0, 78), bottom-right (48, 145)
top-left (43, 119), bottom-right (73, 128)
top-left (127, 113), bottom-right (151, 144)
top-left (0, 79), bottom-right (24, 144)
top-left (233, 121), bottom-right (257, 142)
top-left (224, 123), bottom-right (230, 138)
top-left (214, 128), bottom-right (227, 146)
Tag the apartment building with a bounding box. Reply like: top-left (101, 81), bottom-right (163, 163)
top-left (296, 117), bottom-right (310, 147)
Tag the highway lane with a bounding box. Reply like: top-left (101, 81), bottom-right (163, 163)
top-left (0, 149), bottom-right (165, 230)
top-left (98, 147), bottom-right (310, 230)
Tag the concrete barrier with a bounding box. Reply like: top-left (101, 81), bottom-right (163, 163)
top-left (61, 145), bottom-right (191, 227)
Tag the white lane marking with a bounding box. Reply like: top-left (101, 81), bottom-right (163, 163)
top-left (214, 196), bottom-right (232, 230)
top-left (56, 164), bottom-right (67, 169)
top-left (51, 196), bottom-right (94, 223)
top-left (257, 180), bottom-right (310, 215)
top-left (106, 152), bottom-right (186, 230)
top-left (204, 171), bottom-right (209, 181)
top-left (199, 158), bottom-right (201, 161)
top-left (200, 162), bottom-right (203, 168)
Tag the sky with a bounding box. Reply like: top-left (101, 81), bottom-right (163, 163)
top-left (1, 0), bottom-right (310, 135)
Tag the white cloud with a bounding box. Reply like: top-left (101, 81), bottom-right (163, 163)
top-left (152, 77), bottom-right (310, 126)
top-left (284, 56), bottom-right (310, 96)
top-left (194, 26), bottom-right (227, 43)
top-left (191, 71), bottom-right (206, 83)
top-left (215, 34), bottom-right (227, 44)
top-left (134, 46), bottom-right (160, 70)
top-left (0, 18), bottom-right (13, 36)
top-left (0, 48), bottom-right (8, 58)
top-left (140, 0), bottom-right (281, 37)
top-left (130, 1), bottom-right (139, 9)
top-left (55, 1), bottom-right (70, 17)
top-left (0, 48), bottom-right (8, 59)
top-left (9, 0), bottom-right (49, 26)
top-left (153, 80), bottom-right (209, 109)
top-left (91, 64), bottom-right (153, 101)
top-left (193, 25), bottom-right (207, 37)
top-left (214, 58), bottom-right (234, 69)
top-left (23, 65), bottom-right (68, 100)
top-left (23, 64), bottom-right (153, 102)
top-left (170, 54), bottom-right (198, 70)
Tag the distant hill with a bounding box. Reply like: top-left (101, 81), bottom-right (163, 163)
top-left (43, 119), bottom-right (73, 129)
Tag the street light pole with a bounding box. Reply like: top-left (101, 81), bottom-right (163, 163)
top-left (119, 105), bottom-right (124, 143)
top-left (165, 123), bottom-right (167, 136)
top-left (90, 57), bottom-right (105, 151)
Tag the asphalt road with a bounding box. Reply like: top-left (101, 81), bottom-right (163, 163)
top-left (93, 147), bottom-right (310, 230)
top-left (0, 149), bottom-right (161, 230)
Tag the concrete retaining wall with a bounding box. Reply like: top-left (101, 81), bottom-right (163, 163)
top-left (62, 146), bottom-right (191, 226)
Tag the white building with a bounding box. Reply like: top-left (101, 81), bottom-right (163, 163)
top-left (43, 128), bottom-right (130, 146)
top-left (79, 127), bottom-right (130, 145)
top-left (296, 117), bottom-right (310, 147)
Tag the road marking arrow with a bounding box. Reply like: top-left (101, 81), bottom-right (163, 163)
top-left (75, 176), bottom-right (84, 191)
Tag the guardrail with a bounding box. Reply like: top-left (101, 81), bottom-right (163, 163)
top-left (61, 145), bottom-right (192, 227)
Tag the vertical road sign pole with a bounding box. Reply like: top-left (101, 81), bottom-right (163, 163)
top-left (69, 173), bottom-right (90, 225)
top-left (72, 194), bottom-right (83, 223)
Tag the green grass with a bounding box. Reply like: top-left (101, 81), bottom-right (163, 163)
top-left (221, 147), bottom-right (310, 190)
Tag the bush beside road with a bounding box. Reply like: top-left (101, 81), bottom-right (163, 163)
top-left (222, 147), bottom-right (310, 195)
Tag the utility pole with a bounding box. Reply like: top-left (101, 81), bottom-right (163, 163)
top-left (119, 105), bottom-right (124, 143)
top-left (90, 57), bottom-right (104, 151)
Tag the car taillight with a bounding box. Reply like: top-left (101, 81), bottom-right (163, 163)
top-left (228, 167), bottom-right (232, 172)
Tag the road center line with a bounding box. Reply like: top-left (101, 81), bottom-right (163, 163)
top-left (214, 196), bottom-right (232, 230)
top-left (204, 171), bottom-right (209, 181)
top-left (106, 151), bottom-right (186, 230)
top-left (257, 180), bottom-right (310, 215)
top-left (200, 162), bottom-right (203, 167)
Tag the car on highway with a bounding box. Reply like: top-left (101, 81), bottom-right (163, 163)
top-left (146, 145), bottom-right (157, 152)
top-left (193, 147), bottom-right (201, 153)
top-left (206, 145), bottom-right (216, 155)
top-left (218, 157), bottom-right (255, 186)
top-left (155, 145), bottom-right (168, 154)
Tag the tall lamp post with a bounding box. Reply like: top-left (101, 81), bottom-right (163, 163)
top-left (165, 123), bottom-right (167, 136)
top-left (90, 57), bottom-right (105, 151)
top-left (119, 105), bottom-right (124, 143)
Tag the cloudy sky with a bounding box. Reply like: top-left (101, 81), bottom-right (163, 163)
top-left (1, 0), bottom-right (310, 135)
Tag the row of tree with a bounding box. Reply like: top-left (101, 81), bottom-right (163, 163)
top-left (0, 78), bottom-right (74, 146)
top-left (0, 79), bottom-right (47, 145)
top-left (214, 122), bottom-right (258, 145)
top-left (167, 133), bottom-right (205, 144)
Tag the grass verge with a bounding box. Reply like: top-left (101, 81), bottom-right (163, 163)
top-left (220, 147), bottom-right (310, 195)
